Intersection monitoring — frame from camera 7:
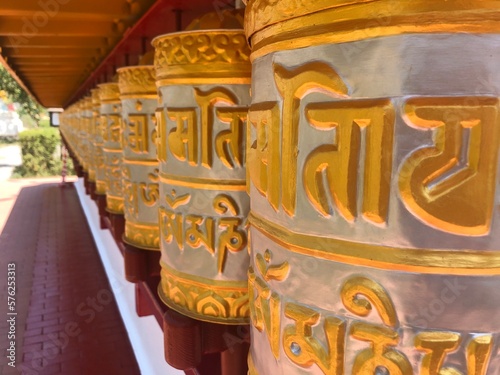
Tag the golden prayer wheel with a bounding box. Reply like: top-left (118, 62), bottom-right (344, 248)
top-left (69, 104), bottom-right (84, 174)
top-left (59, 107), bottom-right (71, 152)
top-left (91, 89), bottom-right (106, 196)
top-left (154, 10), bottom-right (252, 324)
top-left (66, 104), bottom-right (83, 177)
top-left (87, 94), bottom-right (97, 187)
top-left (71, 102), bottom-right (79, 167)
top-left (245, 1), bottom-right (500, 374)
top-left (118, 65), bottom-right (161, 279)
top-left (99, 82), bottom-right (124, 215)
top-left (83, 97), bottom-right (94, 175)
top-left (76, 99), bottom-right (87, 174)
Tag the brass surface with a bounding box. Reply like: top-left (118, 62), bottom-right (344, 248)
top-left (246, 1), bottom-right (500, 374)
top-left (123, 221), bottom-right (160, 251)
top-left (246, 0), bottom-right (500, 61)
top-left (158, 264), bottom-right (249, 325)
top-left (155, 25), bottom-right (252, 323)
top-left (153, 30), bottom-right (251, 81)
top-left (117, 65), bottom-right (156, 96)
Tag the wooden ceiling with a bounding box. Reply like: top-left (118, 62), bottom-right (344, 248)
top-left (0, 0), bottom-right (223, 108)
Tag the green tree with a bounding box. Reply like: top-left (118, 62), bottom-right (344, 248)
top-left (0, 65), bottom-right (44, 123)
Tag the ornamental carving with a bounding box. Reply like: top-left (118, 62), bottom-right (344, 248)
top-left (118, 66), bottom-right (156, 96)
top-left (159, 267), bottom-right (249, 324)
top-left (153, 31), bottom-right (250, 72)
top-left (98, 82), bottom-right (120, 102)
top-left (245, 0), bottom-right (324, 39)
top-left (124, 221), bottom-right (160, 250)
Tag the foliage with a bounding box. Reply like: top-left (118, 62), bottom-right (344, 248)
top-left (38, 117), bottom-right (50, 128)
top-left (0, 65), bottom-right (44, 123)
top-left (0, 136), bottom-right (18, 145)
top-left (13, 128), bottom-right (73, 177)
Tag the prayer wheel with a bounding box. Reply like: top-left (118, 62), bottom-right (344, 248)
top-left (73, 101), bottom-right (81, 171)
top-left (87, 93), bottom-right (98, 198)
top-left (99, 82), bottom-right (125, 239)
top-left (69, 105), bottom-right (82, 175)
top-left (154, 10), bottom-right (251, 325)
top-left (91, 88), bottom-right (108, 223)
top-left (75, 100), bottom-right (85, 174)
top-left (117, 65), bottom-right (161, 281)
top-left (245, 1), bottom-right (500, 374)
top-left (59, 107), bottom-right (72, 159)
top-left (79, 98), bottom-right (92, 193)
top-left (91, 89), bottom-right (106, 196)
top-left (92, 87), bottom-right (108, 224)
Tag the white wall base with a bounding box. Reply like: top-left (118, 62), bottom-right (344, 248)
top-left (75, 179), bottom-right (183, 375)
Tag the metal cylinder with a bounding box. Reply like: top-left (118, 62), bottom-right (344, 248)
top-left (60, 106), bottom-right (72, 152)
top-left (118, 65), bottom-right (160, 251)
top-left (99, 82), bottom-right (124, 215)
top-left (91, 89), bottom-right (106, 196)
top-left (77, 99), bottom-right (89, 174)
top-left (154, 23), bottom-right (252, 324)
top-left (87, 93), bottom-right (97, 185)
top-left (245, 1), bottom-right (500, 374)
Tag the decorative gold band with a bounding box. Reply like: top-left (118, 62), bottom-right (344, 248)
top-left (153, 30), bottom-right (251, 80)
top-left (119, 94), bottom-right (158, 100)
top-left (159, 172), bottom-right (246, 191)
top-left (158, 263), bottom-right (249, 325)
top-left (95, 180), bottom-right (106, 195)
top-left (249, 212), bottom-right (500, 275)
top-left (156, 77), bottom-right (251, 86)
top-left (100, 100), bottom-right (121, 105)
top-left (102, 148), bottom-right (122, 153)
top-left (248, 1), bottom-right (500, 61)
top-left (117, 65), bottom-right (156, 96)
top-left (106, 195), bottom-right (124, 214)
top-left (155, 64), bottom-right (251, 81)
top-left (98, 82), bottom-right (120, 102)
top-left (123, 221), bottom-right (160, 251)
top-left (88, 169), bottom-right (96, 182)
top-left (123, 159), bottom-right (158, 166)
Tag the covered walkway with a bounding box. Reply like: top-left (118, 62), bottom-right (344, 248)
top-left (0, 179), bottom-right (140, 374)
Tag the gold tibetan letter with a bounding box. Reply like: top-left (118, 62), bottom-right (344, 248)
top-left (414, 331), bottom-right (461, 375)
top-left (283, 303), bottom-right (345, 375)
top-left (194, 87), bottom-right (237, 169)
top-left (399, 97), bottom-right (500, 235)
top-left (274, 62), bottom-right (349, 217)
top-left (127, 114), bottom-right (149, 153)
top-left (247, 102), bottom-right (280, 210)
top-left (215, 107), bottom-right (247, 169)
top-left (167, 108), bottom-right (198, 165)
top-left (304, 99), bottom-right (394, 223)
top-left (155, 107), bottom-right (167, 162)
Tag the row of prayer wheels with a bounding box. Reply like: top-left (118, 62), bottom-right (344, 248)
top-left (60, 1), bottom-right (500, 374)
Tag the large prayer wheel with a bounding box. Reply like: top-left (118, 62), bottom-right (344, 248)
top-left (60, 105), bottom-right (79, 174)
top-left (79, 98), bottom-right (93, 194)
top-left (154, 12), bottom-right (252, 324)
top-left (87, 93), bottom-right (97, 196)
top-left (118, 65), bottom-right (161, 280)
top-left (245, 1), bottom-right (500, 374)
top-left (77, 99), bottom-right (90, 178)
top-left (60, 105), bottom-right (75, 163)
top-left (99, 82), bottom-right (124, 216)
top-left (91, 88), bottom-right (106, 197)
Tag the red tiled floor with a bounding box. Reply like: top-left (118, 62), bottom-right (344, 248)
top-left (0, 182), bottom-right (140, 375)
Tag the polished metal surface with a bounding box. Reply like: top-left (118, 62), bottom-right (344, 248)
top-left (99, 83), bottom-right (124, 214)
top-left (154, 26), bottom-right (252, 323)
top-left (119, 65), bottom-right (160, 250)
top-left (246, 18), bottom-right (500, 375)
